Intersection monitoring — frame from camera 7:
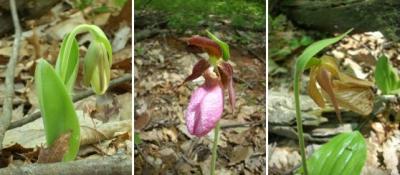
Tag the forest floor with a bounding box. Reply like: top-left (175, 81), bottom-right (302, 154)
top-left (134, 28), bottom-right (266, 174)
top-left (0, 0), bottom-right (132, 172)
top-left (269, 15), bottom-right (400, 175)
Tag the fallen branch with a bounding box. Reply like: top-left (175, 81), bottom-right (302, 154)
top-left (0, 0), bottom-right (21, 150)
top-left (0, 154), bottom-right (131, 175)
top-left (8, 74), bottom-right (132, 130)
top-left (134, 28), bottom-right (167, 42)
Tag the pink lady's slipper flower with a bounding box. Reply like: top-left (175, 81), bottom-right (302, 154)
top-left (181, 35), bottom-right (235, 137)
top-left (186, 69), bottom-right (224, 136)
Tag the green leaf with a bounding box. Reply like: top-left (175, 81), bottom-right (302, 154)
top-left (55, 34), bottom-right (79, 93)
top-left (134, 132), bottom-right (141, 145)
top-left (93, 5), bottom-right (110, 14)
top-left (300, 36), bottom-right (314, 46)
top-left (114, 0), bottom-right (127, 7)
top-left (295, 29), bottom-right (352, 74)
top-left (375, 55), bottom-right (400, 94)
top-left (35, 59), bottom-right (80, 161)
top-left (289, 38), bottom-right (300, 49)
top-left (206, 30), bottom-right (230, 61)
top-left (299, 131), bottom-right (367, 175)
top-left (293, 29), bottom-right (352, 174)
top-left (75, 0), bottom-right (93, 10)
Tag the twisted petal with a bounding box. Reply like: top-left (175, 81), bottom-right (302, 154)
top-left (180, 59), bottom-right (210, 86)
top-left (317, 68), bottom-right (342, 122)
top-left (218, 62), bottom-right (236, 112)
top-left (186, 80), bottom-right (224, 137)
top-left (308, 66), bottom-right (325, 108)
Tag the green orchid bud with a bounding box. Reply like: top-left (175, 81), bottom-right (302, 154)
top-left (83, 41), bottom-right (111, 94)
top-left (55, 24), bottom-right (112, 94)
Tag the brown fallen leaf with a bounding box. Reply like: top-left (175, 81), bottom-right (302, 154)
top-left (134, 111), bottom-right (150, 131)
top-left (229, 146), bottom-right (253, 165)
top-left (37, 131), bottom-right (71, 163)
top-left (80, 120), bottom-right (132, 146)
top-left (0, 143), bottom-right (36, 168)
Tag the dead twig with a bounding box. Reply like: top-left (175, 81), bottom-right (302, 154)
top-left (0, 0), bottom-right (22, 150)
top-left (8, 74), bottom-right (132, 130)
top-left (0, 154), bottom-right (131, 175)
top-left (220, 120), bottom-right (265, 129)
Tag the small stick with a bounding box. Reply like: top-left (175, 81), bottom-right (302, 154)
top-left (8, 74), bottom-right (132, 130)
top-left (0, 0), bottom-right (22, 150)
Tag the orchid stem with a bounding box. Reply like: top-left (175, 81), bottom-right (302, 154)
top-left (294, 71), bottom-right (308, 174)
top-left (210, 121), bottom-right (220, 175)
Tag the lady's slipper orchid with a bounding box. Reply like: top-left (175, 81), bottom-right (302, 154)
top-left (186, 69), bottom-right (224, 136)
top-left (182, 35), bottom-right (235, 137)
top-left (308, 55), bottom-right (374, 122)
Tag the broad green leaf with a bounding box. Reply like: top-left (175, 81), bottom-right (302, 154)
top-left (206, 30), bottom-right (230, 61)
top-left (293, 29), bottom-right (352, 174)
top-left (375, 55), bottom-right (400, 94)
top-left (35, 59), bottom-right (80, 161)
top-left (299, 131), bottom-right (367, 175)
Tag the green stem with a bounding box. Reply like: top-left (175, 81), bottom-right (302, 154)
top-left (294, 71), bottom-right (308, 175)
top-left (210, 122), bottom-right (220, 175)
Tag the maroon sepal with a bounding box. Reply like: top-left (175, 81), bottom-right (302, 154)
top-left (184, 36), bottom-right (222, 58)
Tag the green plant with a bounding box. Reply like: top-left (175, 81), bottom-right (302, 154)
top-left (35, 24), bottom-right (112, 161)
top-left (293, 29), bottom-right (368, 174)
top-left (75, 0), bottom-right (93, 10)
top-left (74, 0), bottom-right (127, 13)
top-left (375, 55), bottom-right (400, 94)
top-left (298, 131), bottom-right (367, 175)
top-left (135, 0), bottom-right (265, 31)
top-left (269, 14), bottom-right (314, 60)
top-left (294, 30), bottom-right (350, 174)
top-left (134, 132), bottom-right (142, 145)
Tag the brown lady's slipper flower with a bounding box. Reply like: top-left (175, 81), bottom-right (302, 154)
top-left (308, 56), bottom-right (374, 122)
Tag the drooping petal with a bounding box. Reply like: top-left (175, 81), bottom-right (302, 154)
top-left (185, 73), bottom-right (224, 137)
top-left (218, 62), bottom-right (236, 112)
top-left (180, 59), bottom-right (210, 86)
top-left (317, 68), bottom-right (342, 122)
top-left (308, 66), bottom-right (325, 108)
